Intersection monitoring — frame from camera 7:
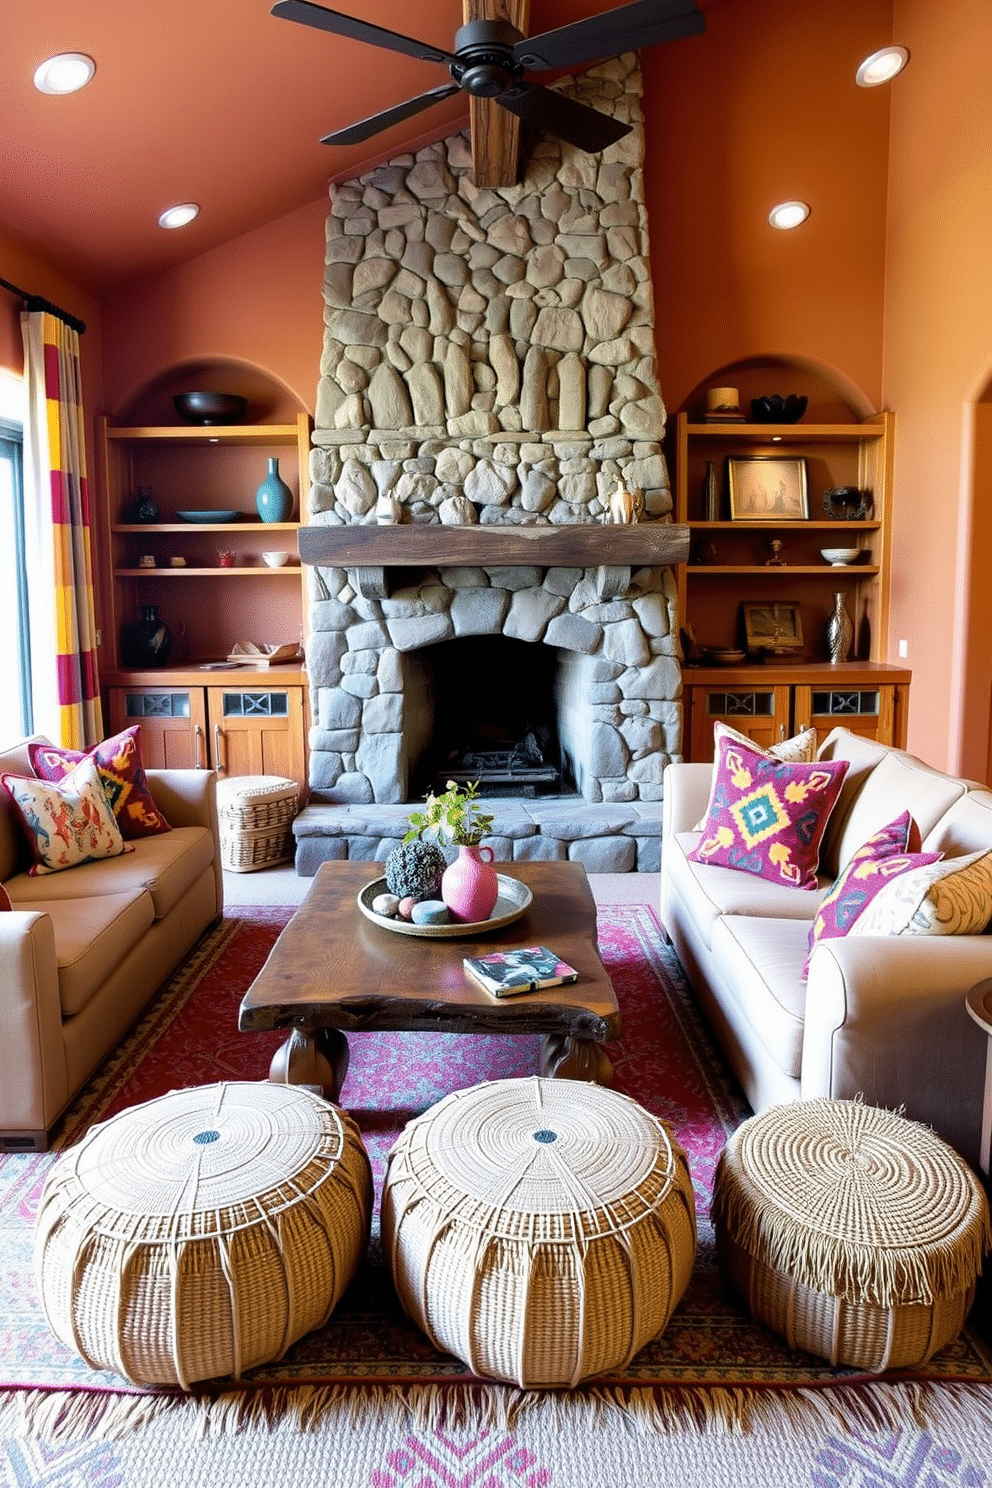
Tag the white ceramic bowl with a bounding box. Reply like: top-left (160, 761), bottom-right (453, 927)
top-left (262, 551), bottom-right (291, 567)
top-left (820, 547), bottom-right (859, 566)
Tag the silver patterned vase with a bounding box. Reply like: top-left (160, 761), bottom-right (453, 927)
top-left (826, 591), bottom-right (854, 663)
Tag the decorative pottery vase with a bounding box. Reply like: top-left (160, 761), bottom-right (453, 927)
top-left (826, 591), bottom-right (854, 663)
top-left (255, 457), bottom-right (293, 523)
top-left (120, 605), bottom-right (172, 668)
top-left (441, 844), bottom-right (499, 923)
top-left (702, 460), bottom-right (719, 522)
top-left (135, 486), bottom-right (159, 523)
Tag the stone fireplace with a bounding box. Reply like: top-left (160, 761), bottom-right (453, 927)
top-left (293, 54), bottom-right (688, 874)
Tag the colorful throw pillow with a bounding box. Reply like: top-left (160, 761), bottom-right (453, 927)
top-left (849, 849), bottom-right (992, 938)
top-left (0, 884), bottom-right (11, 910)
top-left (1, 756), bottom-right (131, 876)
top-left (693, 722), bottom-right (818, 831)
top-left (804, 812), bottom-right (941, 975)
top-left (29, 726), bottom-right (170, 839)
top-left (688, 735), bottom-right (849, 889)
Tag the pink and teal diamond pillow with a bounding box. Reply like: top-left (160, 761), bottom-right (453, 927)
top-left (688, 735), bottom-right (849, 889)
top-left (804, 811), bottom-right (942, 975)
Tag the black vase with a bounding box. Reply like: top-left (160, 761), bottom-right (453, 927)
top-left (120, 605), bottom-right (172, 668)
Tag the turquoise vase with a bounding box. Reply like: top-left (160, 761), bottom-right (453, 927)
top-left (255, 457), bottom-right (293, 523)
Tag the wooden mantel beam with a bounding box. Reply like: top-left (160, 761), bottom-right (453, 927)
top-left (466, 0), bottom-right (530, 188)
top-left (298, 522), bottom-right (690, 570)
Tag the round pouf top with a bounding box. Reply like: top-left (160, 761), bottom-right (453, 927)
top-left (381, 1076), bottom-right (696, 1388)
top-left (35, 1081), bottom-right (372, 1389)
top-left (711, 1098), bottom-right (991, 1372)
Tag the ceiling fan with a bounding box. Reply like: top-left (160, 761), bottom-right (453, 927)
top-left (271, 0), bottom-right (705, 155)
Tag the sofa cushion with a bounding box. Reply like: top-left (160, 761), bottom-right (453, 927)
top-left (709, 915), bottom-right (810, 1080)
top-left (7, 825), bottom-right (214, 920)
top-left (2, 888), bottom-right (156, 1018)
top-left (29, 726), bottom-right (171, 840)
top-left (0, 735), bottom-right (47, 882)
top-left (922, 788), bottom-right (992, 857)
top-left (1, 758), bottom-right (131, 876)
top-left (850, 848), bottom-right (992, 938)
top-left (689, 736), bottom-right (848, 890)
top-left (668, 831), bottom-right (826, 948)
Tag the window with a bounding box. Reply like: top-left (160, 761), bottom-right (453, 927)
top-left (0, 421), bottom-right (32, 736)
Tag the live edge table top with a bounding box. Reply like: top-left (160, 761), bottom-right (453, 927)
top-left (238, 859), bottom-right (620, 1043)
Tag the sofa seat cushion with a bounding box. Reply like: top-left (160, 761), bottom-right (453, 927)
top-left (709, 915), bottom-right (810, 1080)
top-left (7, 826), bottom-right (214, 921)
top-left (669, 832), bottom-right (826, 948)
top-left (6, 888), bottom-right (155, 1018)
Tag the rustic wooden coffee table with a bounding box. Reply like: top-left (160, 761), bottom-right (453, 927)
top-left (238, 860), bottom-right (620, 1102)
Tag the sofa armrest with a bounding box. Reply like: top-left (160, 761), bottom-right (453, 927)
top-left (801, 934), bottom-right (990, 1166)
top-left (662, 762), bottom-right (712, 839)
top-left (0, 911), bottom-right (69, 1144)
top-left (146, 769), bottom-right (223, 920)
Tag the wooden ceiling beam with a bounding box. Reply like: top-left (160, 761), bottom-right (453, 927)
top-left (465, 0), bottom-right (530, 189)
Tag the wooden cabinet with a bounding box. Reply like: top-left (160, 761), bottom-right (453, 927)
top-left (105, 668), bottom-right (308, 794)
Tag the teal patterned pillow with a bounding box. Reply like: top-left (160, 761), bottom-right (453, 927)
top-left (688, 735), bottom-right (848, 889)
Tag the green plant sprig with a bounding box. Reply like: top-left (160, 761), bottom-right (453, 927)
top-left (403, 779), bottom-right (494, 847)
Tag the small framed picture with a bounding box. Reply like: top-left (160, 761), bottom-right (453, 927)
top-left (742, 600), bottom-right (805, 656)
top-left (728, 457), bottom-right (809, 521)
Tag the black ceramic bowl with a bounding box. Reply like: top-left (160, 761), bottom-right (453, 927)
top-left (750, 394), bottom-right (808, 424)
top-left (173, 391), bottom-right (247, 425)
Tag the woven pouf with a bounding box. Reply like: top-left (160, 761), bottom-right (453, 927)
top-left (35, 1081), bottom-right (372, 1389)
top-left (711, 1098), bottom-right (991, 1372)
top-left (381, 1076), bottom-right (696, 1387)
top-left (216, 774), bottom-right (298, 873)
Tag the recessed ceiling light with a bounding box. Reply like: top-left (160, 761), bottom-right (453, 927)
top-left (768, 200), bottom-right (810, 231)
top-left (158, 203), bottom-right (200, 230)
top-left (33, 52), bottom-right (95, 94)
top-left (856, 45), bottom-right (910, 87)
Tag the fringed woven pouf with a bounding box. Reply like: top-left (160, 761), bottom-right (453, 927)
top-left (711, 1098), bottom-right (991, 1372)
top-left (35, 1081), bottom-right (372, 1389)
top-left (381, 1076), bottom-right (696, 1388)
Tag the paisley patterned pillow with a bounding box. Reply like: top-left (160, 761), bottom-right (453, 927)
top-left (29, 726), bottom-right (170, 839)
top-left (804, 812), bottom-right (941, 976)
top-left (688, 735), bottom-right (848, 889)
top-left (849, 848), bottom-right (992, 937)
top-left (1, 756), bottom-right (131, 876)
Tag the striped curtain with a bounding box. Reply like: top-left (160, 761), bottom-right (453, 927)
top-left (21, 310), bottom-right (103, 748)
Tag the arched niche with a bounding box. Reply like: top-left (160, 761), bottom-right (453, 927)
top-left (679, 353), bottom-right (875, 425)
top-left (115, 357), bottom-right (305, 426)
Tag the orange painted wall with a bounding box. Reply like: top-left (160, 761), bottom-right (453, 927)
top-left (882, 0), bottom-right (992, 776)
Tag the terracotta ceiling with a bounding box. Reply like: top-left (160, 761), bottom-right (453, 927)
top-left (2, 0), bottom-right (709, 295)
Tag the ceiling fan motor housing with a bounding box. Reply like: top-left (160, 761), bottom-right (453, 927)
top-left (451, 19), bottom-right (524, 98)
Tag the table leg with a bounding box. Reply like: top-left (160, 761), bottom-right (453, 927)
top-left (540, 1033), bottom-right (614, 1087)
top-left (269, 1024), bottom-right (350, 1103)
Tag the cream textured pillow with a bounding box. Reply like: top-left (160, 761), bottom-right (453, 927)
top-left (1, 756), bottom-right (130, 876)
top-left (693, 722), bottom-right (819, 831)
top-left (849, 848), bottom-right (992, 937)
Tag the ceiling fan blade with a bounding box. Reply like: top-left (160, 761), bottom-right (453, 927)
top-left (497, 82), bottom-right (631, 153)
top-left (514, 0), bottom-right (705, 72)
top-left (321, 84), bottom-right (462, 145)
top-left (271, 0), bottom-right (456, 67)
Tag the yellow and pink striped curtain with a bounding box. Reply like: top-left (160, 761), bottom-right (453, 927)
top-left (21, 310), bottom-right (103, 748)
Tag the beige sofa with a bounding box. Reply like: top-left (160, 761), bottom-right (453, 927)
top-left (0, 735), bottom-right (223, 1151)
top-left (661, 726), bottom-right (991, 1168)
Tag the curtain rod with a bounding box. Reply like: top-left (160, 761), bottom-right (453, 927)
top-left (0, 275), bottom-right (86, 335)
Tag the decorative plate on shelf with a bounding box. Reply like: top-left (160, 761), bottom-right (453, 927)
top-left (177, 510), bottom-right (243, 524)
top-left (357, 875), bottom-right (533, 938)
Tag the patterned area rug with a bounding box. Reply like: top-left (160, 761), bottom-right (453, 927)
top-left (2, 902), bottom-right (991, 1451)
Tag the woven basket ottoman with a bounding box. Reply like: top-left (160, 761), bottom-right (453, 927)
top-left (711, 1098), bottom-right (991, 1372)
top-left (381, 1076), bottom-right (696, 1388)
top-left (216, 774), bottom-right (298, 873)
top-left (35, 1081), bottom-right (372, 1389)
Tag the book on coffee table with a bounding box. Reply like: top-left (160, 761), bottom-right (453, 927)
top-left (463, 945), bottom-right (579, 998)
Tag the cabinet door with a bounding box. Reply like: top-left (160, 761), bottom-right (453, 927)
top-left (108, 687), bottom-right (209, 770)
top-left (794, 684), bottom-right (896, 748)
top-left (687, 684), bottom-right (791, 762)
top-left (206, 685), bottom-right (305, 788)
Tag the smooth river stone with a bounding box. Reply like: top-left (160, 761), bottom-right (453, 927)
top-left (371, 892), bottom-right (400, 918)
top-left (410, 900), bottom-right (451, 925)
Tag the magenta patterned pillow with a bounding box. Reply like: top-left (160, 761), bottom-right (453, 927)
top-left (29, 726), bottom-right (170, 839)
top-left (804, 812), bottom-right (941, 976)
top-left (688, 735), bottom-right (849, 889)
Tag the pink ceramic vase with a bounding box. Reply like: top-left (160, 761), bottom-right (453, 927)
top-left (441, 844), bottom-right (499, 923)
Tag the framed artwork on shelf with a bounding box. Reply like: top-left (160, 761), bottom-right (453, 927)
top-left (742, 600), bottom-right (805, 656)
top-left (728, 457), bottom-right (809, 521)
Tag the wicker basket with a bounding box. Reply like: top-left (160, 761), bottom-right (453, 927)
top-left (217, 774), bottom-right (298, 873)
top-left (35, 1081), bottom-right (372, 1389)
top-left (711, 1098), bottom-right (991, 1372)
top-left (382, 1076), bottom-right (696, 1388)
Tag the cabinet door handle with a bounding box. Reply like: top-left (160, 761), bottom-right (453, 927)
top-left (194, 723), bottom-right (205, 769)
top-left (214, 723), bottom-right (225, 774)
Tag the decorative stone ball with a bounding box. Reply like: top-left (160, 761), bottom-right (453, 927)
top-left (397, 897), bottom-right (416, 920)
top-left (371, 892), bottom-right (401, 918)
top-left (385, 840), bottom-right (446, 901)
top-left (411, 900), bottom-right (450, 926)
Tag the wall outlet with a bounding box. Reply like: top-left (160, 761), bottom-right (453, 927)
top-left (898, 638), bottom-right (909, 658)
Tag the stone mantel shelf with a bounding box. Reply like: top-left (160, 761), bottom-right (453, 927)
top-left (298, 522), bottom-right (691, 571)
